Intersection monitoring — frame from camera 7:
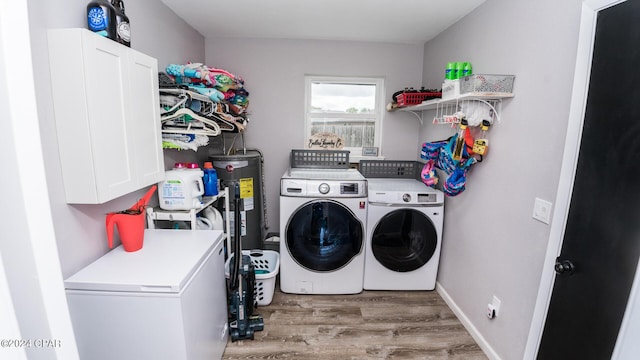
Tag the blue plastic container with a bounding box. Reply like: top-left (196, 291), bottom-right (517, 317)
top-left (203, 162), bottom-right (219, 196)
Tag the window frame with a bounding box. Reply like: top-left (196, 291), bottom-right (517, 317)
top-left (304, 75), bottom-right (384, 157)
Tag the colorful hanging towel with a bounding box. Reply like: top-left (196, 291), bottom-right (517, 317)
top-left (421, 134), bottom-right (476, 196)
top-left (421, 159), bottom-right (439, 187)
top-left (442, 167), bottom-right (468, 196)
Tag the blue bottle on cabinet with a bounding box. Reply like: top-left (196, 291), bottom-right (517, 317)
top-left (87, 1), bottom-right (117, 40)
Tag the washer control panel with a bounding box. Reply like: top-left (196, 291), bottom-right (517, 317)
top-left (281, 179), bottom-right (367, 197)
top-left (340, 183), bottom-right (360, 195)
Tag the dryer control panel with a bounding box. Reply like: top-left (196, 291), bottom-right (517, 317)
top-left (367, 179), bottom-right (444, 205)
top-left (369, 190), bottom-right (443, 205)
top-left (417, 193), bottom-right (438, 203)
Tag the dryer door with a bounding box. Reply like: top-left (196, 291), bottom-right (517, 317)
top-left (286, 200), bottom-right (363, 272)
top-left (371, 208), bottom-right (437, 272)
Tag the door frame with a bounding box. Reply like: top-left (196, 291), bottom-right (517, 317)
top-left (523, 0), bottom-right (635, 358)
top-left (1, 0), bottom-right (80, 358)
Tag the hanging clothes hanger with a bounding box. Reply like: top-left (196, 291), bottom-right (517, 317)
top-left (161, 108), bottom-right (221, 136)
top-left (159, 88), bottom-right (246, 133)
top-left (206, 112), bottom-right (237, 132)
top-left (159, 92), bottom-right (189, 115)
top-left (161, 125), bottom-right (219, 137)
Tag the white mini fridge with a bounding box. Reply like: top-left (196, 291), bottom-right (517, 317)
top-left (65, 229), bottom-right (228, 360)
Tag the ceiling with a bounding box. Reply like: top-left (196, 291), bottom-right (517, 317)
top-left (160, 0), bottom-right (486, 45)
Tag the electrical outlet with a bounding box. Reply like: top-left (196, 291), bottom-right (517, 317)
top-left (488, 295), bottom-right (501, 320)
top-left (492, 295), bottom-right (501, 316)
top-left (487, 304), bottom-right (496, 319)
top-left (533, 198), bottom-right (552, 224)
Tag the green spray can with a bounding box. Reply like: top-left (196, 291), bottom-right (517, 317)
top-left (455, 62), bottom-right (465, 80)
top-left (462, 62), bottom-right (473, 78)
top-left (445, 62), bottom-right (456, 80)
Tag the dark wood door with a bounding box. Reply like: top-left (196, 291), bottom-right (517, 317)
top-left (537, 1), bottom-right (640, 359)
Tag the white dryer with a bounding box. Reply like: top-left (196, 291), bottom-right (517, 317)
top-left (364, 178), bottom-right (444, 290)
top-left (280, 168), bottom-right (367, 294)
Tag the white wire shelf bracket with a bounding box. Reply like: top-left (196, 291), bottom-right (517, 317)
top-left (391, 92), bottom-right (513, 127)
top-left (432, 98), bottom-right (503, 127)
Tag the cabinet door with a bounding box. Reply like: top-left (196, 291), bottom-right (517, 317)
top-left (49, 29), bottom-right (165, 204)
top-left (128, 51), bottom-right (164, 187)
top-left (82, 32), bottom-right (138, 202)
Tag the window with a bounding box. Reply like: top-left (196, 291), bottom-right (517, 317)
top-left (305, 76), bottom-right (384, 157)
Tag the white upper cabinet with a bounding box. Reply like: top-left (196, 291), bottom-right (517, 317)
top-left (48, 28), bottom-right (164, 204)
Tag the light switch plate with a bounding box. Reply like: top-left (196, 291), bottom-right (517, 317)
top-left (533, 198), bottom-right (552, 224)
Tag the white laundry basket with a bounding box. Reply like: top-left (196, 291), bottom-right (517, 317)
top-left (225, 249), bottom-right (279, 306)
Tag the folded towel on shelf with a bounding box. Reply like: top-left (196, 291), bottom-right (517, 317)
top-left (160, 62), bottom-right (249, 137)
top-left (162, 133), bottom-right (209, 151)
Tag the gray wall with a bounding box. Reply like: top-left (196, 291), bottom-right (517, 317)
top-left (420, 0), bottom-right (582, 358)
top-left (29, 0), bottom-right (205, 277)
top-left (204, 38), bottom-right (425, 235)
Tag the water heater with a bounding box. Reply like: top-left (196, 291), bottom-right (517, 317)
top-left (210, 150), bottom-right (265, 250)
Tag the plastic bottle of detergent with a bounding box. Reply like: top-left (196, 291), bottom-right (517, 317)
top-left (158, 163), bottom-right (204, 210)
top-left (186, 162), bottom-right (205, 201)
top-left (202, 162), bottom-right (219, 196)
top-left (186, 162), bottom-right (205, 200)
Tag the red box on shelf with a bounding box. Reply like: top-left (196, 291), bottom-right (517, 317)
top-left (396, 92), bottom-right (442, 106)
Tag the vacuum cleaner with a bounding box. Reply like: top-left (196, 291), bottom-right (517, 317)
top-left (228, 182), bottom-right (264, 341)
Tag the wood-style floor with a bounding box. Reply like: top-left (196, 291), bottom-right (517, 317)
top-left (222, 284), bottom-right (488, 360)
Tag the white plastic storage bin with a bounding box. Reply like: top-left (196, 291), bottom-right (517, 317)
top-left (225, 250), bottom-right (279, 306)
top-left (441, 79), bottom-right (460, 100)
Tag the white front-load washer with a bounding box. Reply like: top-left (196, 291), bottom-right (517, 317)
top-left (364, 178), bottom-right (444, 290)
top-left (280, 168), bottom-right (367, 294)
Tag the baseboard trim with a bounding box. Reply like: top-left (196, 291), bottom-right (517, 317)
top-left (436, 282), bottom-right (502, 360)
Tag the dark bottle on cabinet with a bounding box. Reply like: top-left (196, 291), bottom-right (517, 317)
top-left (111, 0), bottom-right (131, 47)
top-left (87, 1), bottom-right (117, 40)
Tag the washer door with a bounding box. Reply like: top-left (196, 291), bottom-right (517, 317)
top-left (371, 208), bottom-right (437, 272)
top-left (286, 200), bottom-right (363, 272)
